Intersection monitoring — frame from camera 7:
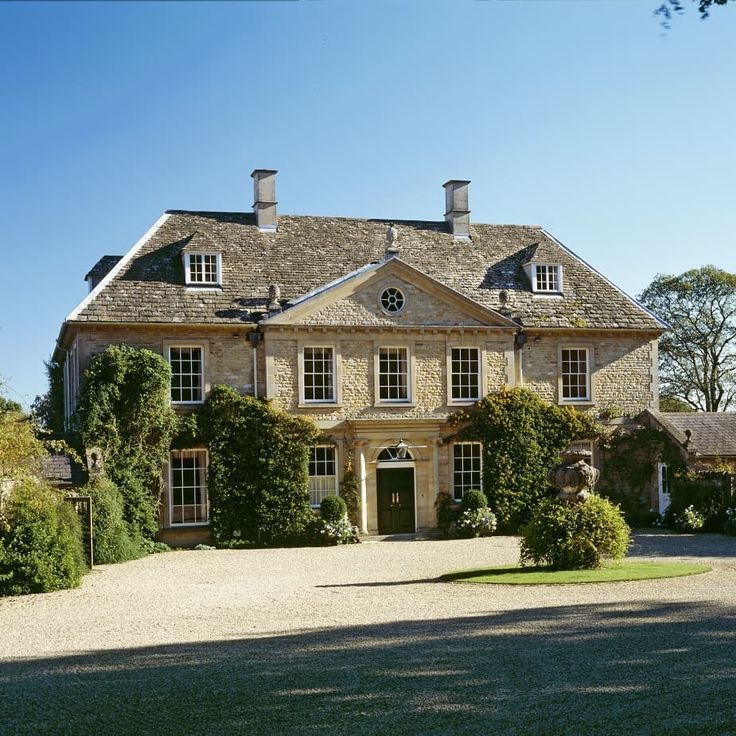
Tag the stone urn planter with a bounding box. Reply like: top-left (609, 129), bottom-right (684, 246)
top-left (547, 449), bottom-right (599, 503)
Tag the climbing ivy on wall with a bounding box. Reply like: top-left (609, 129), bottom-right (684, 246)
top-left (200, 385), bottom-right (320, 546)
top-left (75, 346), bottom-right (178, 542)
top-left (597, 425), bottom-right (687, 524)
top-left (453, 387), bottom-right (602, 531)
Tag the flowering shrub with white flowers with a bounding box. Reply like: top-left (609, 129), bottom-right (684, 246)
top-left (724, 508), bottom-right (736, 536)
top-left (456, 507), bottom-right (497, 538)
top-left (320, 514), bottom-right (359, 545)
top-left (672, 505), bottom-right (706, 533)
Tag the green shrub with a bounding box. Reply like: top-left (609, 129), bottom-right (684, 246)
top-left (456, 507), bottom-right (497, 538)
top-left (668, 471), bottom-right (730, 532)
top-left (319, 515), bottom-right (359, 545)
top-left (520, 495), bottom-right (631, 570)
top-left (454, 387), bottom-right (601, 531)
top-left (460, 489), bottom-right (488, 512)
top-left (725, 508), bottom-right (736, 536)
top-left (340, 462), bottom-right (361, 528)
top-left (666, 504), bottom-right (706, 533)
top-left (320, 495), bottom-right (347, 523)
top-left (434, 492), bottom-right (458, 537)
top-left (200, 385), bottom-right (320, 546)
top-left (81, 477), bottom-right (142, 564)
top-left (75, 345), bottom-right (178, 544)
top-left (0, 479), bottom-right (87, 595)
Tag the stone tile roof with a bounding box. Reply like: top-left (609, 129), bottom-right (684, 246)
top-left (657, 412), bottom-right (736, 458)
top-left (40, 453), bottom-right (88, 489)
top-left (84, 255), bottom-right (122, 283)
top-left (69, 211), bottom-right (665, 330)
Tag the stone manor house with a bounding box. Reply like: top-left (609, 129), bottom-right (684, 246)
top-left (55, 170), bottom-right (667, 540)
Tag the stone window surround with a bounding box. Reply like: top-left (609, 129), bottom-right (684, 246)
top-left (164, 340), bottom-right (210, 405)
top-left (373, 341), bottom-right (416, 406)
top-left (308, 444), bottom-right (339, 508)
top-left (446, 343), bottom-right (486, 406)
top-left (452, 441), bottom-right (483, 502)
top-left (558, 344), bottom-right (594, 405)
top-left (531, 263), bottom-right (563, 294)
top-left (183, 251), bottom-right (222, 287)
top-left (297, 339), bottom-right (342, 408)
top-left (167, 448), bottom-right (209, 527)
top-left (567, 439), bottom-right (596, 467)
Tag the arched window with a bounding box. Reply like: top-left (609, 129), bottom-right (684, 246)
top-left (377, 446), bottom-right (414, 461)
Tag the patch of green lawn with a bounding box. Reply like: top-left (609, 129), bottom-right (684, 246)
top-left (441, 560), bottom-right (711, 585)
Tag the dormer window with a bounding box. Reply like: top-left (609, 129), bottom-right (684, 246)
top-left (532, 264), bottom-right (562, 293)
top-left (184, 252), bottom-right (221, 286)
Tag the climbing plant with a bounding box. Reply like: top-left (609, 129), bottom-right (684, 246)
top-left (200, 385), bottom-right (320, 546)
top-left (597, 425), bottom-right (687, 524)
top-left (452, 387), bottom-right (602, 531)
top-left (340, 460), bottom-right (361, 528)
top-left (75, 346), bottom-right (178, 542)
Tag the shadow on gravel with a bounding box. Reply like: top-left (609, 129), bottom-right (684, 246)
top-left (2, 601), bottom-right (736, 736)
top-left (629, 531), bottom-right (736, 559)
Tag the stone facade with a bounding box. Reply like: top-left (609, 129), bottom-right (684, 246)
top-left (55, 177), bottom-right (666, 538)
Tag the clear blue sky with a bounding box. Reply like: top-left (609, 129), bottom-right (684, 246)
top-left (1, 0), bottom-right (735, 407)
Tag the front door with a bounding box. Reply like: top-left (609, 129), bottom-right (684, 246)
top-left (377, 467), bottom-right (415, 534)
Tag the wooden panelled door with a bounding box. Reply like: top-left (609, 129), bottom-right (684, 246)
top-left (377, 467), bottom-right (415, 534)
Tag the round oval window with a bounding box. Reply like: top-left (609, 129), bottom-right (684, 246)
top-left (380, 287), bottom-right (405, 314)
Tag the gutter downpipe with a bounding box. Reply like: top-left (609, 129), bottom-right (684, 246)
top-left (248, 330), bottom-right (262, 398)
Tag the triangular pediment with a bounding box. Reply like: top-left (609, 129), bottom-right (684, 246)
top-left (261, 257), bottom-right (518, 329)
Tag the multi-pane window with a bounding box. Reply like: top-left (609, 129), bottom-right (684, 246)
top-left (186, 253), bottom-right (220, 285)
top-left (567, 440), bottom-right (594, 466)
top-left (451, 347), bottom-right (481, 401)
top-left (169, 346), bottom-right (204, 403)
top-left (170, 450), bottom-right (208, 525)
top-left (303, 347), bottom-right (335, 403)
top-left (453, 443), bottom-right (482, 501)
top-left (660, 464), bottom-right (671, 495)
top-left (561, 348), bottom-right (590, 402)
top-left (309, 446), bottom-right (337, 507)
top-left (380, 287), bottom-right (405, 314)
top-left (534, 265), bottom-right (561, 292)
top-left (378, 347), bottom-right (409, 401)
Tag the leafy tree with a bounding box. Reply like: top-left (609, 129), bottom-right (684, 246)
top-left (0, 478), bottom-right (86, 595)
top-left (454, 387), bottom-right (601, 531)
top-left (639, 266), bottom-right (736, 412)
top-left (200, 385), bottom-right (320, 546)
top-left (0, 410), bottom-right (46, 481)
top-left (75, 346), bottom-right (178, 541)
top-left (656, 0), bottom-right (731, 26)
top-left (32, 360), bottom-right (65, 432)
top-left (659, 395), bottom-right (696, 412)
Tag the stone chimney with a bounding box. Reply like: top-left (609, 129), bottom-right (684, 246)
top-left (443, 179), bottom-right (471, 239)
top-left (251, 169), bottom-right (278, 231)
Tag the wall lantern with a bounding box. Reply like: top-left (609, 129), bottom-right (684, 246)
top-left (395, 439), bottom-right (410, 460)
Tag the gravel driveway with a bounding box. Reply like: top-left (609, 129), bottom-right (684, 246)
top-left (2, 532), bottom-right (736, 735)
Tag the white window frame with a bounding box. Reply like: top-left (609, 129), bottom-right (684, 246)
top-left (559, 346), bottom-right (592, 404)
top-left (567, 440), bottom-right (595, 467)
top-left (183, 251), bottom-right (222, 286)
top-left (452, 442), bottom-right (483, 502)
top-left (299, 345), bottom-right (337, 405)
top-left (532, 264), bottom-right (563, 293)
top-left (657, 462), bottom-right (672, 514)
top-left (378, 286), bottom-right (406, 315)
top-left (308, 445), bottom-right (338, 508)
top-left (63, 337), bottom-right (80, 429)
top-left (375, 345), bottom-right (412, 404)
top-left (166, 344), bottom-right (206, 405)
top-left (448, 346), bottom-right (482, 404)
top-left (168, 449), bottom-right (209, 527)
